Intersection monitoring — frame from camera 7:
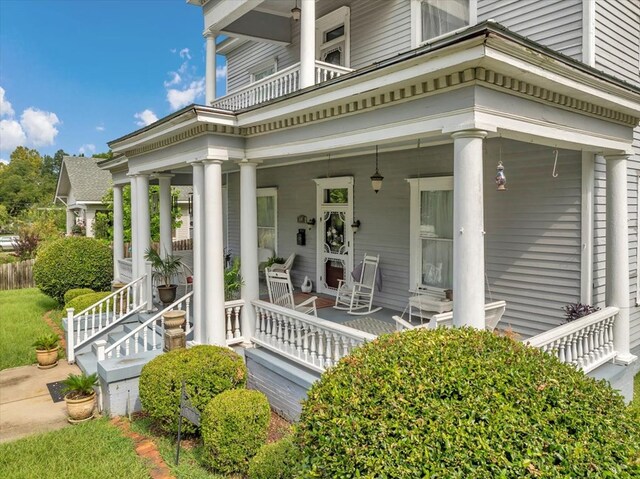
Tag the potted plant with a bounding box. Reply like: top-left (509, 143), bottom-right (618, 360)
top-left (33, 333), bottom-right (60, 369)
top-left (562, 302), bottom-right (600, 322)
top-left (145, 248), bottom-right (183, 305)
top-left (62, 372), bottom-right (98, 423)
top-left (225, 257), bottom-right (243, 300)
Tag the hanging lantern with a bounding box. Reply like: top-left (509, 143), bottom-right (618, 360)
top-left (495, 161), bottom-right (507, 191)
top-left (370, 146), bottom-right (384, 193)
top-left (291, 0), bottom-right (301, 21)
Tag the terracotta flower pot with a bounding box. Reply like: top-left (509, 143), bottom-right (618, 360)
top-left (65, 391), bottom-right (96, 423)
top-left (35, 347), bottom-right (59, 369)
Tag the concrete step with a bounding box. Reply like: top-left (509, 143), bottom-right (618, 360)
top-left (75, 350), bottom-right (98, 376)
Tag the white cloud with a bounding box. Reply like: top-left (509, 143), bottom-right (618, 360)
top-left (0, 119), bottom-right (27, 151)
top-left (0, 87), bottom-right (14, 118)
top-left (166, 79), bottom-right (205, 111)
top-left (179, 48), bottom-right (191, 60)
top-left (170, 48), bottom-right (177, 54)
top-left (95, 125), bottom-right (105, 132)
top-left (216, 65), bottom-right (227, 80)
top-left (79, 143), bottom-right (96, 156)
top-left (164, 72), bottom-right (182, 87)
top-left (134, 109), bottom-right (159, 127)
top-left (20, 108), bottom-right (60, 147)
top-left (0, 157), bottom-right (8, 165)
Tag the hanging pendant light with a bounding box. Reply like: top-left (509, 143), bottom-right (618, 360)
top-left (291, 0), bottom-right (301, 21)
top-left (370, 145), bottom-right (384, 193)
top-left (495, 161), bottom-right (507, 191)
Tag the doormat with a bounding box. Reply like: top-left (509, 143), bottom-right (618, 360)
top-left (343, 317), bottom-right (396, 336)
top-left (46, 380), bottom-right (66, 403)
top-left (293, 293), bottom-right (334, 309)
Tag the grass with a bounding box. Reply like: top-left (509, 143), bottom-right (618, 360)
top-left (631, 372), bottom-right (640, 413)
top-left (0, 418), bottom-right (149, 479)
top-left (0, 288), bottom-right (58, 370)
top-left (131, 415), bottom-right (226, 479)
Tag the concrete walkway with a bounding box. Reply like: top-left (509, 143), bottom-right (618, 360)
top-left (0, 361), bottom-right (81, 443)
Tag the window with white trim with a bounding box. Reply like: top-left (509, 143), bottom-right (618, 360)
top-left (257, 187), bottom-right (277, 254)
top-left (316, 6), bottom-right (350, 67)
top-left (412, 0), bottom-right (476, 46)
top-left (408, 177), bottom-right (454, 291)
top-left (250, 59), bottom-right (277, 83)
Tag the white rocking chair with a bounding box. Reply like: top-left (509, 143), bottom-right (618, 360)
top-left (269, 253), bottom-right (296, 273)
top-left (334, 254), bottom-right (382, 315)
top-left (265, 267), bottom-right (318, 317)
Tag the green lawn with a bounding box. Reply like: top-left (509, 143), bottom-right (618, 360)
top-left (0, 288), bottom-right (58, 370)
top-left (0, 419), bottom-right (149, 479)
top-left (631, 373), bottom-right (640, 413)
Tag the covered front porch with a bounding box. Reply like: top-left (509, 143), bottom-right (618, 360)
top-left (95, 24), bottom-right (638, 413)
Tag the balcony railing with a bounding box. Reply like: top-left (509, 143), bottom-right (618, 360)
top-left (211, 61), bottom-right (354, 111)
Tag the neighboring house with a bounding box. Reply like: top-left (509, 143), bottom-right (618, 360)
top-left (83, 1), bottom-right (639, 417)
top-left (55, 156), bottom-right (112, 237)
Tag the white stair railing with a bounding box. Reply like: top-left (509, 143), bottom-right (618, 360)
top-left (99, 292), bottom-right (193, 360)
top-left (225, 299), bottom-right (244, 346)
top-left (252, 299), bottom-right (376, 373)
top-left (526, 306), bottom-right (619, 373)
top-left (66, 276), bottom-right (147, 363)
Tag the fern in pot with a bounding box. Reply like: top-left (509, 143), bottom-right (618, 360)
top-left (62, 372), bottom-right (98, 423)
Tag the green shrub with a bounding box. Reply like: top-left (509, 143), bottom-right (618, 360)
top-left (139, 345), bottom-right (246, 434)
top-left (201, 389), bottom-right (271, 475)
top-left (296, 328), bottom-right (640, 478)
top-left (64, 288), bottom-right (95, 306)
top-left (33, 237), bottom-right (112, 303)
top-left (248, 435), bottom-right (302, 479)
top-left (66, 292), bottom-right (111, 313)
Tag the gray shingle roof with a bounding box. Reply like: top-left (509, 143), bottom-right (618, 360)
top-left (62, 156), bottom-right (112, 202)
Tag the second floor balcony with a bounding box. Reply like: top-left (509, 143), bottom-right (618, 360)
top-left (211, 60), bottom-right (353, 111)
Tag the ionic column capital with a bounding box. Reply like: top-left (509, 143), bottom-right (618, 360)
top-left (450, 129), bottom-right (488, 140)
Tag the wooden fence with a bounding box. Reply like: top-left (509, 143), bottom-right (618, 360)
top-left (0, 259), bottom-right (35, 290)
top-left (123, 238), bottom-right (192, 258)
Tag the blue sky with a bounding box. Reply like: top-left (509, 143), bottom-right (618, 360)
top-left (0, 0), bottom-right (227, 162)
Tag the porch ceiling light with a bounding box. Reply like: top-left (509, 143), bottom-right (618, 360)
top-left (495, 161), bottom-right (507, 191)
top-left (351, 219), bottom-right (361, 233)
top-left (370, 146), bottom-right (384, 194)
top-left (291, 0), bottom-right (301, 21)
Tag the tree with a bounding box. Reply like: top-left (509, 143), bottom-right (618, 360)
top-left (41, 149), bottom-right (67, 181)
top-left (93, 151), bottom-right (114, 160)
top-left (96, 185), bottom-right (182, 242)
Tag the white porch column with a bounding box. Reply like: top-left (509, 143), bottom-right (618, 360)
top-left (205, 30), bottom-right (216, 105)
top-left (605, 154), bottom-right (636, 364)
top-left (136, 174), bottom-right (153, 309)
top-left (300, 0), bottom-right (315, 88)
top-left (191, 161), bottom-right (205, 344)
top-left (204, 158), bottom-right (227, 345)
top-left (113, 184), bottom-right (124, 281)
top-left (129, 176), bottom-right (139, 279)
top-left (157, 174), bottom-right (173, 258)
top-left (239, 160), bottom-right (259, 340)
top-left (66, 209), bottom-right (75, 236)
top-left (451, 130), bottom-right (487, 329)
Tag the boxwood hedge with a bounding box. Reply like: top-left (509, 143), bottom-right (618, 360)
top-left (248, 435), bottom-right (301, 479)
top-left (33, 237), bottom-right (112, 303)
top-left (66, 292), bottom-right (111, 313)
top-left (139, 345), bottom-right (247, 434)
top-left (63, 288), bottom-right (95, 306)
top-left (295, 327), bottom-right (640, 478)
top-left (201, 389), bottom-right (271, 475)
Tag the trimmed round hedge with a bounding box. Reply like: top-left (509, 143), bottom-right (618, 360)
top-left (248, 435), bottom-right (301, 479)
top-left (201, 389), bottom-right (271, 475)
top-left (34, 237), bottom-right (112, 303)
top-left (66, 291), bottom-right (111, 313)
top-left (296, 327), bottom-right (640, 478)
top-left (64, 288), bottom-right (95, 306)
top-left (139, 345), bottom-right (247, 434)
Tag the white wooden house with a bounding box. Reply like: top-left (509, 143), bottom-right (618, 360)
top-left (76, 0), bottom-right (639, 418)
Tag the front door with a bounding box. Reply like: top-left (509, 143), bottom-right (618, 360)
top-left (314, 177), bottom-right (354, 295)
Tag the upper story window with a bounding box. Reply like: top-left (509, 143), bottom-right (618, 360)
top-left (250, 59), bottom-right (277, 83)
top-left (316, 6), bottom-right (350, 67)
top-left (412, 0), bottom-right (476, 47)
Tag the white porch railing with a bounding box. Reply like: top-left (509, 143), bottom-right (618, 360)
top-left (117, 258), bottom-right (133, 283)
top-left (225, 299), bottom-right (244, 346)
top-left (66, 275), bottom-right (146, 363)
top-left (526, 306), bottom-right (619, 373)
top-left (99, 292), bottom-right (193, 360)
top-left (252, 299), bottom-right (376, 373)
top-left (211, 61), bottom-right (354, 111)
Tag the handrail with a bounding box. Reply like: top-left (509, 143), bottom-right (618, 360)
top-left (252, 299), bottom-right (375, 372)
top-left (101, 291), bottom-right (193, 360)
top-left (526, 306), bottom-right (619, 373)
top-left (66, 275), bottom-right (147, 363)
